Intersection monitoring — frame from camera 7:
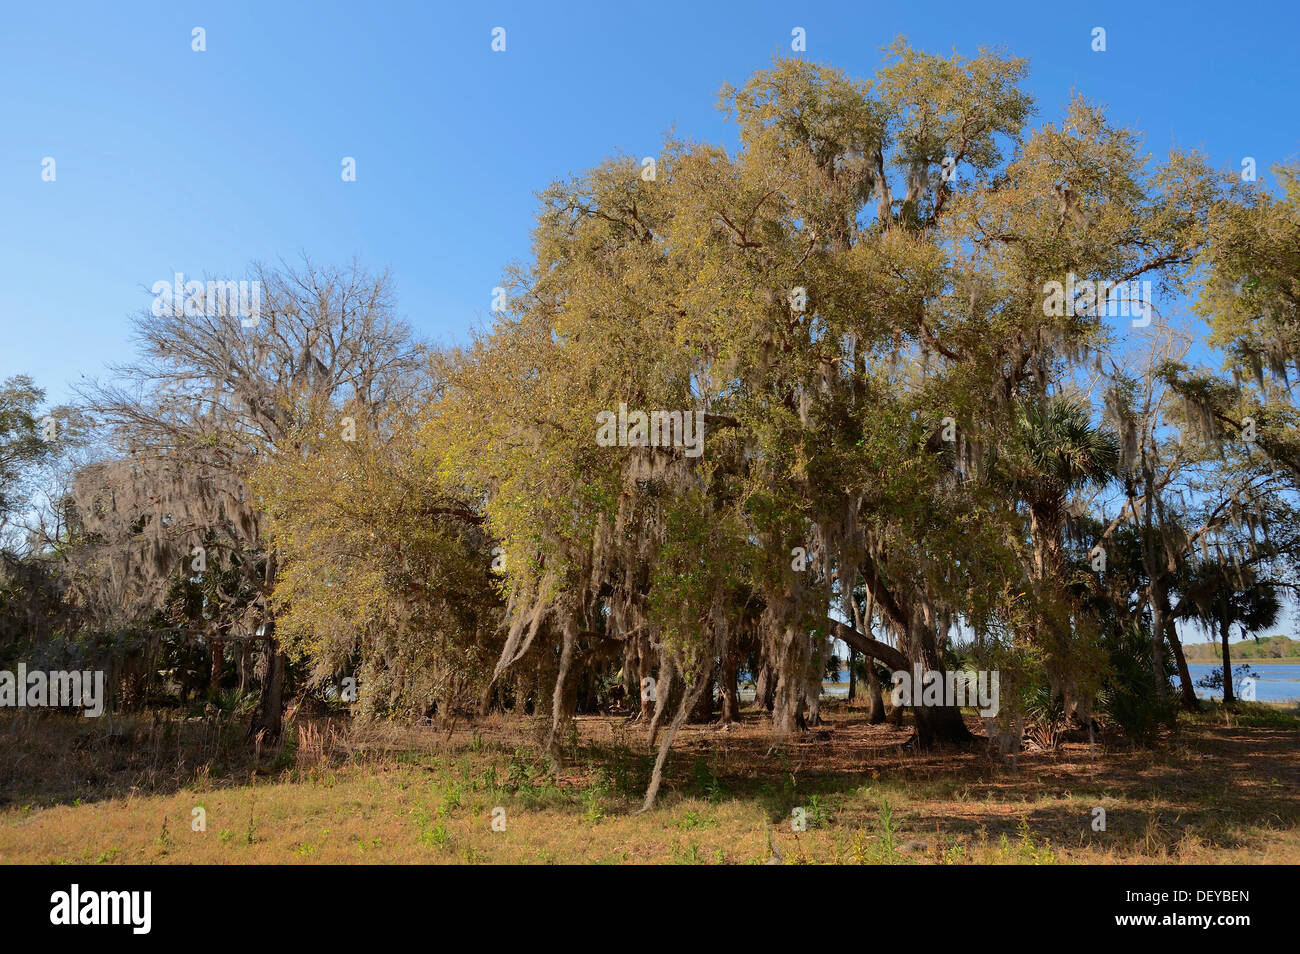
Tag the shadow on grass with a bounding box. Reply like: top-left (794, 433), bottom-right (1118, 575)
top-left (3, 702), bottom-right (1297, 861)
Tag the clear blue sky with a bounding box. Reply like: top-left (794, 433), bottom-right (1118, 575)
top-left (2, 0), bottom-right (1298, 408)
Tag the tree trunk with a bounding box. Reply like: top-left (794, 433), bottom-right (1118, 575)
top-left (830, 617), bottom-right (968, 743)
top-left (912, 703), bottom-right (971, 748)
top-left (249, 552), bottom-right (285, 740)
top-left (640, 661), bottom-right (711, 812)
top-left (1139, 471), bottom-right (1171, 700)
top-left (847, 647), bottom-right (858, 702)
top-left (1163, 615), bottom-right (1199, 711)
top-left (209, 641), bottom-right (224, 695)
top-left (622, 641), bottom-right (639, 714)
top-left (690, 665), bottom-right (715, 723)
top-left (806, 674), bottom-right (821, 727)
top-left (902, 605), bottom-right (971, 746)
top-left (770, 625), bottom-right (810, 735)
top-left (648, 657), bottom-right (675, 749)
top-left (634, 635), bottom-right (655, 723)
top-left (753, 662), bottom-right (775, 712)
top-left (1220, 616), bottom-right (1235, 705)
top-left (856, 557), bottom-right (972, 746)
top-left (545, 619), bottom-right (577, 754)
top-left (864, 658), bottom-right (886, 724)
top-left (771, 665), bottom-right (804, 735)
top-left (720, 650), bottom-right (740, 723)
top-left (248, 637), bottom-right (285, 741)
top-left (477, 679), bottom-right (497, 716)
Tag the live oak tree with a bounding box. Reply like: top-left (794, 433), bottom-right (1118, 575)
top-left (425, 46), bottom-right (1090, 801)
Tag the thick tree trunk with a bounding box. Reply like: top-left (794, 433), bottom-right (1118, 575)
top-left (771, 667), bottom-right (804, 735)
top-left (829, 617), bottom-right (969, 743)
top-left (770, 624), bottom-right (811, 735)
top-left (903, 604), bottom-right (972, 746)
top-left (753, 662), bottom-right (775, 712)
top-left (806, 636), bottom-right (831, 726)
top-left (856, 556), bottom-right (973, 745)
top-left (912, 703), bottom-right (971, 748)
top-left (690, 666), bottom-right (715, 723)
top-left (249, 637), bottom-right (285, 741)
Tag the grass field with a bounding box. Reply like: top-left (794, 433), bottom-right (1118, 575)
top-left (1, 703), bottom-right (1297, 864)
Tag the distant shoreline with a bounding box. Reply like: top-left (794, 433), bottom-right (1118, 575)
top-left (1184, 657), bottom-right (1300, 665)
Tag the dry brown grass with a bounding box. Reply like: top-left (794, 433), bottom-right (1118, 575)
top-left (1, 703), bottom-right (1297, 864)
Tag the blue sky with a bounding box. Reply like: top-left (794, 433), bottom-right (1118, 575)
top-left (2, 0), bottom-right (1297, 409)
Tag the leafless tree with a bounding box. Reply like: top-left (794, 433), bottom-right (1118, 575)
top-left (75, 257), bottom-right (424, 737)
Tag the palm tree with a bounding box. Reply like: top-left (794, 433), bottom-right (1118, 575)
top-left (1003, 398), bottom-right (1120, 580)
top-left (997, 397), bottom-right (1120, 716)
top-left (1180, 562), bottom-right (1281, 705)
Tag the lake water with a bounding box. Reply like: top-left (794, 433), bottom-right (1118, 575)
top-left (815, 666), bottom-right (1300, 704)
top-left (821, 670), bottom-right (852, 699)
top-left (1185, 663), bottom-right (1300, 703)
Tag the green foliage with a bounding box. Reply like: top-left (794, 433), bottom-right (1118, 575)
top-left (1098, 623), bottom-right (1178, 745)
top-left (0, 375), bottom-right (53, 524)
